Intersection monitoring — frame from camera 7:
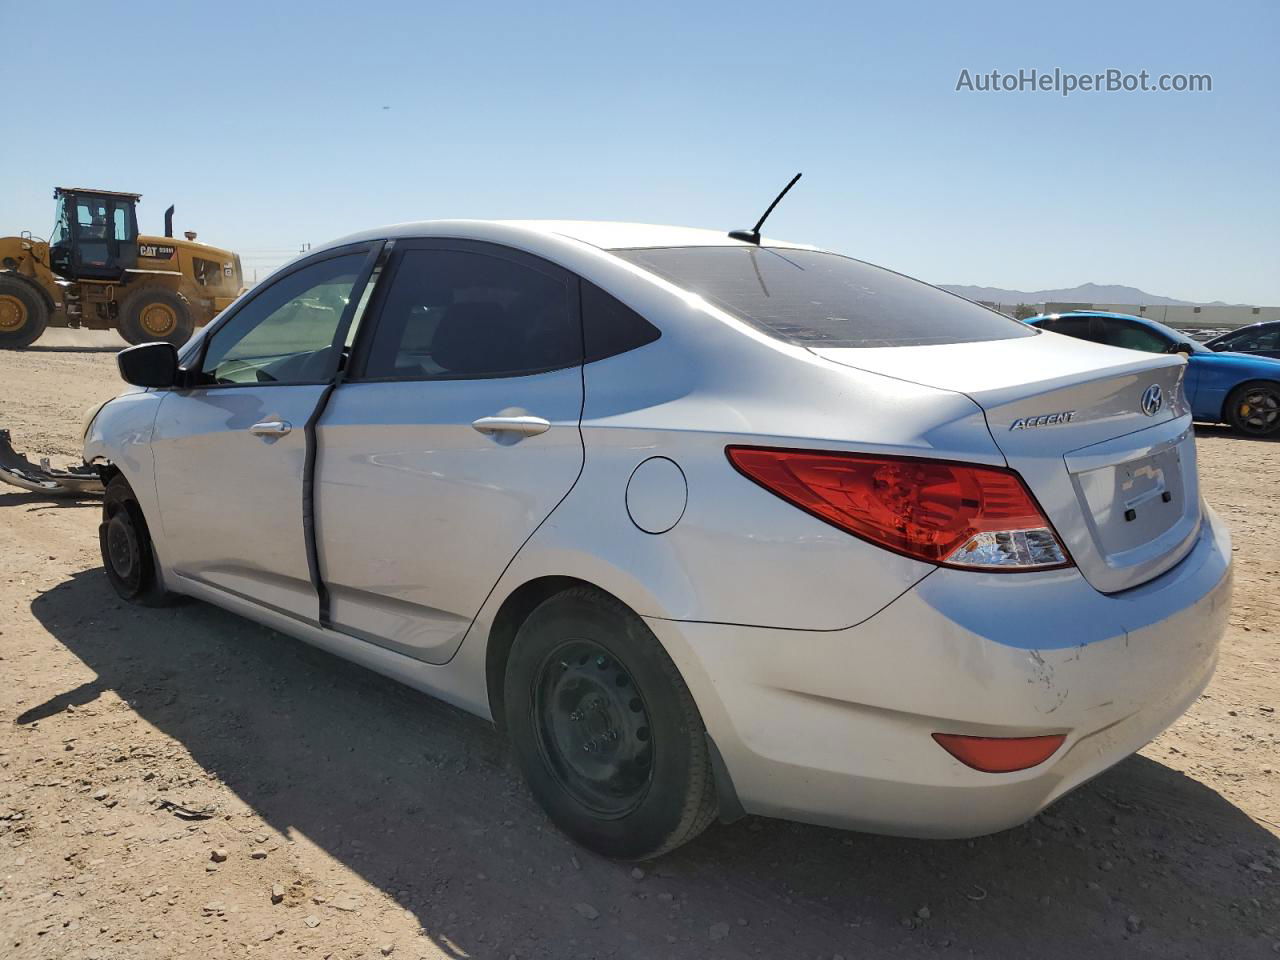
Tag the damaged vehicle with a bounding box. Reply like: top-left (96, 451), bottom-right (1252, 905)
top-left (80, 219), bottom-right (1232, 859)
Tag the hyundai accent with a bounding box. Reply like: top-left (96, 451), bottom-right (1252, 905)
top-left (84, 220), bottom-right (1233, 859)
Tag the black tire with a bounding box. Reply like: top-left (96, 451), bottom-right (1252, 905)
top-left (0, 275), bottom-right (50, 349)
top-left (504, 587), bottom-right (717, 860)
top-left (100, 476), bottom-right (176, 606)
top-left (1225, 381), bottom-right (1280, 437)
top-left (117, 287), bottom-right (194, 346)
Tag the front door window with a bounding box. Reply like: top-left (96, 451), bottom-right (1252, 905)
top-left (198, 253), bottom-right (367, 385)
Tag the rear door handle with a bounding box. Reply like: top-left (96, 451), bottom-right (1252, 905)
top-left (471, 415), bottom-right (552, 437)
top-left (250, 419), bottom-right (292, 437)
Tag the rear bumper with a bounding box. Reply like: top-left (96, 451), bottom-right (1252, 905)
top-left (647, 504), bottom-right (1232, 838)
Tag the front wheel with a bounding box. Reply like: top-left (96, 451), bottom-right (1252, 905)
top-left (100, 476), bottom-right (177, 605)
top-left (1225, 382), bottom-right (1280, 437)
top-left (504, 587), bottom-right (718, 860)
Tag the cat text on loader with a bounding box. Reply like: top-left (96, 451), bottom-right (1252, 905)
top-left (0, 187), bottom-right (244, 348)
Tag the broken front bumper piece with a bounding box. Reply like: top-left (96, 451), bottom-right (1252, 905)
top-left (0, 429), bottom-right (104, 497)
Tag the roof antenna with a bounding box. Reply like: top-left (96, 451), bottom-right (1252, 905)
top-left (728, 172), bottom-right (802, 245)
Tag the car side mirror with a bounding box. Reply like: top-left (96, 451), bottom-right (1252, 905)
top-left (117, 342), bottom-right (179, 388)
top-left (1168, 341), bottom-right (1194, 356)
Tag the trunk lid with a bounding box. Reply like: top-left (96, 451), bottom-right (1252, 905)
top-left (812, 331), bottom-right (1201, 593)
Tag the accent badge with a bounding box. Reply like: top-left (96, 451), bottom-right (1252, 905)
top-left (1009, 411), bottom-right (1076, 431)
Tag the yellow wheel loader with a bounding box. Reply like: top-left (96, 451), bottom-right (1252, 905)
top-left (0, 187), bottom-right (244, 348)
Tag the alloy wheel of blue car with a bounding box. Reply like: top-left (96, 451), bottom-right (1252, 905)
top-left (1227, 382), bottom-right (1280, 436)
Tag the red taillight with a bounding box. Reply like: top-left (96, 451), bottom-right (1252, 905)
top-left (725, 447), bottom-right (1071, 571)
top-left (932, 732), bottom-right (1067, 773)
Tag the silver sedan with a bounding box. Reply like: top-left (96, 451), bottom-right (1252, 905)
top-left (85, 220), bottom-right (1232, 859)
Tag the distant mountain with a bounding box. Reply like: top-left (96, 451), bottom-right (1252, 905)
top-left (937, 282), bottom-right (1196, 306)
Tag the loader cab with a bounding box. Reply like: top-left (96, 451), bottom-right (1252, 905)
top-left (48, 187), bottom-right (140, 282)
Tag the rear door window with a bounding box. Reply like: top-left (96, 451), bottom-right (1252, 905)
top-left (357, 245), bottom-right (579, 379)
top-left (614, 247), bottom-right (1033, 348)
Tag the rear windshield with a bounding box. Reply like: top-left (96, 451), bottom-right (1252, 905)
top-left (614, 247), bottom-right (1035, 348)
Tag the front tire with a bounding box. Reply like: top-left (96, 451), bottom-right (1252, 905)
top-left (117, 288), bottom-right (194, 346)
top-left (0, 275), bottom-right (50, 349)
top-left (100, 476), bottom-right (176, 605)
top-left (504, 587), bottom-right (717, 859)
top-left (1225, 381), bottom-right (1280, 437)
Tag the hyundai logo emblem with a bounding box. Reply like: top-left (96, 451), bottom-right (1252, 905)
top-left (1140, 383), bottom-right (1163, 417)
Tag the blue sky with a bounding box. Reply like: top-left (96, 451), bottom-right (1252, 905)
top-left (4, 0), bottom-right (1276, 302)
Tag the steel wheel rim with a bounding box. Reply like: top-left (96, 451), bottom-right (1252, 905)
top-left (106, 512), bottom-right (142, 592)
top-left (140, 302), bottom-right (177, 337)
top-left (532, 639), bottom-right (655, 818)
top-left (0, 294), bottom-right (26, 332)
top-left (1236, 388), bottom-right (1280, 434)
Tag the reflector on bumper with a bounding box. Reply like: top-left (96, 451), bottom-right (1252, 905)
top-left (932, 732), bottom-right (1067, 773)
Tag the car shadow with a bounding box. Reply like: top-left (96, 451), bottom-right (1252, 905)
top-left (26, 569), bottom-right (1280, 959)
top-left (0, 491), bottom-right (100, 509)
top-left (1195, 423), bottom-right (1280, 443)
top-left (22, 344), bottom-right (122, 353)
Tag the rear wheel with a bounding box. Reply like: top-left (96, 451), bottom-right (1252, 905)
top-left (100, 476), bottom-right (176, 605)
top-left (118, 288), bottom-right (194, 346)
top-left (504, 587), bottom-right (717, 859)
top-left (0, 275), bottom-right (49, 349)
top-left (1225, 381), bottom-right (1280, 437)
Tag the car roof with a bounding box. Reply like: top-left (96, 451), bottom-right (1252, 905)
top-left (1209, 318), bottom-right (1280, 334)
top-left (331, 219), bottom-right (819, 252)
top-left (500, 220), bottom-right (821, 250)
top-left (1027, 310), bottom-right (1198, 343)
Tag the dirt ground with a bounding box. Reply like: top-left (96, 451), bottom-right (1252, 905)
top-left (1, 334), bottom-right (1277, 960)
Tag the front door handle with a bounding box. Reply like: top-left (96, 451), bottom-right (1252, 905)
top-left (250, 419), bottom-right (292, 437)
top-left (471, 415), bottom-right (552, 437)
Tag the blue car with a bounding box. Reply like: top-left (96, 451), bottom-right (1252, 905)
top-left (1026, 311), bottom-right (1280, 437)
